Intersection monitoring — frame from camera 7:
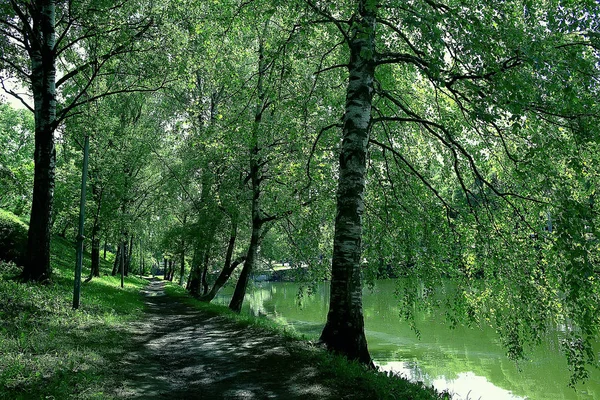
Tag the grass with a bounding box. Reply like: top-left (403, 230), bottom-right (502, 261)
top-left (164, 283), bottom-right (305, 339)
top-left (164, 282), bottom-right (449, 400)
top-left (0, 235), bottom-right (148, 400)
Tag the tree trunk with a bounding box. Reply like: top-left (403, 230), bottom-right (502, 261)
top-left (139, 238), bottom-right (143, 277)
top-left (58, 220), bottom-right (71, 238)
top-left (21, 1), bottom-right (57, 283)
top-left (177, 214), bottom-right (187, 285)
top-left (228, 37), bottom-right (266, 313)
top-left (319, 0), bottom-right (375, 366)
top-left (187, 237), bottom-right (202, 295)
top-left (186, 269), bottom-right (193, 290)
top-left (128, 235), bottom-right (134, 275)
top-left (122, 238), bottom-right (128, 276)
top-left (178, 240), bottom-right (186, 286)
top-left (120, 241), bottom-right (124, 288)
top-left (200, 226), bottom-right (216, 295)
top-left (90, 236), bottom-right (100, 277)
top-left (201, 248), bottom-right (210, 295)
top-left (103, 239), bottom-right (107, 259)
top-left (228, 221), bottom-right (261, 313)
top-left (141, 240), bottom-right (145, 275)
top-left (229, 137), bottom-right (263, 312)
top-left (196, 213), bottom-right (239, 302)
top-left (169, 259), bottom-right (175, 282)
top-left (112, 243), bottom-right (121, 276)
top-left (179, 245), bottom-right (186, 286)
top-left (188, 216), bottom-right (219, 296)
top-left (89, 182), bottom-right (103, 279)
top-left (124, 235), bottom-right (133, 276)
top-left (200, 256), bottom-right (245, 303)
top-left (223, 219), bottom-right (238, 275)
top-left (120, 242), bottom-right (125, 277)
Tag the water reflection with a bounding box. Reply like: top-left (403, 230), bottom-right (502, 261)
top-left (379, 362), bottom-right (525, 400)
top-left (214, 280), bottom-right (599, 400)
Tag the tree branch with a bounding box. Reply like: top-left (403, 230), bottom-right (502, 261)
top-left (304, 0), bottom-right (350, 43)
top-left (304, 122), bottom-right (341, 192)
top-left (56, 78), bottom-right (171, 125)
top-left (55, 18), bottom-right (154, 88)
top-left (314, 63), bottom-right (348, 75)
top-left (0, 79), bottom-right (33, 112)
top-left (375, 18), bottom-right (426, 58)
top-left (369, 137), bottom-right (455, 213)
top-left (375, 89), bottom-right (549, 216)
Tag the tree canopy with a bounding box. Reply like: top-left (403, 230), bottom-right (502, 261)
top-left (1, 0), bottom-right (599, 387)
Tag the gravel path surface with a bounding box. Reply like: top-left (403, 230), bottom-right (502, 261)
top-left (114, 279), bottom-right (356, 400)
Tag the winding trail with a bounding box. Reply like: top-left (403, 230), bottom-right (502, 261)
top-left (114, 279), bottom-right (359, 400)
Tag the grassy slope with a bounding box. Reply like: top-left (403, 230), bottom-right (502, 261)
top-left (164, 283), bottom-right (449, 400)
top-left (0, 236), bottom-right (148, 400)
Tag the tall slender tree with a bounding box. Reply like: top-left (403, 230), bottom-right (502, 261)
top-left (317, 0), bottom-right (375, 365)
top-left (1, 1), bottom-right (58, 282)
top-left (0, 0), bottom-right (164, 281)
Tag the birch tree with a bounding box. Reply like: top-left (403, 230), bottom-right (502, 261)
top-left (307, 0), bottom-right (600, 379)
top-left (0, 0), bottom-right (165, 281)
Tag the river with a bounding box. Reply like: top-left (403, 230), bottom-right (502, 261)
top-left (214, 280), bottom-right (599, 400)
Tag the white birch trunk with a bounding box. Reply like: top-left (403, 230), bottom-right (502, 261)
top-left (319, 0), bottom-right (376, 365)
top-left (22, 0), bottom-right (57, 282)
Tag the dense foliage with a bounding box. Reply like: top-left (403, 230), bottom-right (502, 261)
top-left (0, 104), bottom-right (34, 216)
top-left (1, 0), bottom-right (599, 388)
top-left (0, 209), bottom-right (28, 265)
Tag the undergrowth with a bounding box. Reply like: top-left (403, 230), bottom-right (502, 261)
top-left (163, 282), bottom-right (449, 400)
top-left (0, 235), bottom-right (148, 400)
top-left (0, 209), bottom-right (28, 265)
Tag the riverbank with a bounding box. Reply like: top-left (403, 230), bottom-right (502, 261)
top-left (0, 235), bottom-right (445, 399)
top-left (117, 279), bottom-right (447, 399)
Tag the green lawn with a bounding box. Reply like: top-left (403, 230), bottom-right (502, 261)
top-left (0, 235), bottom-right (148, 400)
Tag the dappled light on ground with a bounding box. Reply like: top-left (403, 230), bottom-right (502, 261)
top-left (115, 280), bottom-right (345, 399)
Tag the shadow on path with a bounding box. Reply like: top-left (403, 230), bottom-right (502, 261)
top-left (115, 280), bottom-right (350, 399)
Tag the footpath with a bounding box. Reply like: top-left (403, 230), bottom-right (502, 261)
top-left (113, 279), bottom-right (363, 399)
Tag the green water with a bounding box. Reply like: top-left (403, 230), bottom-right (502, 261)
top-left (214, 280), bottom-right (600, 400)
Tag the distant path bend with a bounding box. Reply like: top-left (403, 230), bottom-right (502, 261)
top-left (115, 279), bottom-right (352, 400)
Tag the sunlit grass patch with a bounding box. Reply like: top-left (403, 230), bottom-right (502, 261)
top-left (0, 234), bottom-right (148, 399)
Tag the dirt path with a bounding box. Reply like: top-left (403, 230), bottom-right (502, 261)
top-left (114, 279), bottom-right (359, 400)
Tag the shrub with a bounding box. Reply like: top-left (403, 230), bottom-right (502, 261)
top-left (0, 209), bottom-right (28, 266)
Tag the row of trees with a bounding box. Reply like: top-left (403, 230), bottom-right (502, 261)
top-left (1, 0), bottom-right (599, 385)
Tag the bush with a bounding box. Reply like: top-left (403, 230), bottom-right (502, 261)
top-left (0, 209), bottom-right (28, 265)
